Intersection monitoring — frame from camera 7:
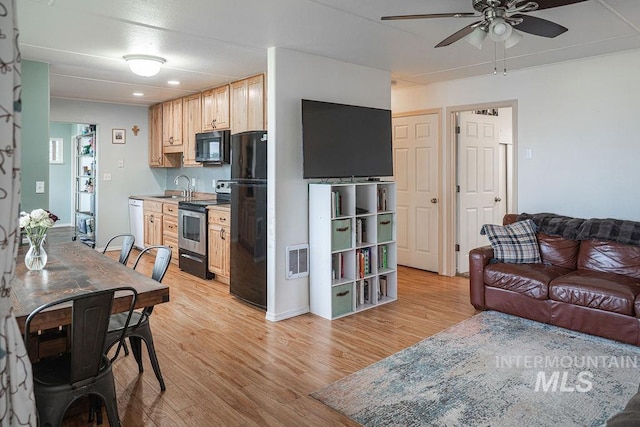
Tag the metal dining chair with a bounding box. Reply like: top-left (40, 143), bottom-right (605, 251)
top-left (104, 245), bottom-right (171, 392)
top-left (102, 233), bottom-right (136, 266)
top-left (25, 287), bottom-right (137, 427)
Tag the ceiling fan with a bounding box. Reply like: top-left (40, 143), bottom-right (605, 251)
top-left (381, 0), bottom-right (588, 49)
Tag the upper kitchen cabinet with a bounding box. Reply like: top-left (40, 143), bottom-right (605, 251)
top-left (163, 98), bottom-right (183, 153)
top-left (183, 93), bottom-right (203, 167)
top-left (149, 104), bottom-right (164, 167)
top-left (202, 85), bottom-right (230, 131)
top-left (149, 102), bottom-right (181, 168)
top-left (231, 74), bottom-right (265, 134)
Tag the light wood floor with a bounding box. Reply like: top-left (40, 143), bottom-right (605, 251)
top-left (64, 250), bottom-right (477, 426)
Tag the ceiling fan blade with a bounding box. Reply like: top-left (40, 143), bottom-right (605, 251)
top-left (533, 0), bottom-right (589, 10)
top-left (435, 22), bottom-right (483, 48)
top-left (511, 14), bottom-right (568, 38)
top-left (381, 12), bottom-right (476, 21)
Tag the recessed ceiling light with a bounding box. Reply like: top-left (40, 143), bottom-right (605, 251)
top-left (133, 92), bottom-right (144, 97)
top-left (168, 80), bottom-right (180, 85)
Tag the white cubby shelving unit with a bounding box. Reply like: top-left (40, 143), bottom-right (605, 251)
top-left (309, 181), bottom-right (397, 320)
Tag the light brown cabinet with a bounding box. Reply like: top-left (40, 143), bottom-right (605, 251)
top-left (182, 93), bottom-right (202, 167)
top-left (149, 104), bottom-right (164, 167)
top-left (230, 74), bottom-right (265, 134)
top-left (143, 201), bottom-right (163, 247)
top-left (162, 203), bottom-right (179, 263)
top-left (202, 85), bottom-right (230, 131)
top-left (162, 98), bottom-right (183, 153)
top-left (208, 207), bottom-right (230, 283)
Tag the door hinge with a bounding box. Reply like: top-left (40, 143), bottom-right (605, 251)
top-left (456, 126), bottom-right (461, 134)
top-left (456, 185), bottom-right (460, 193)
top-left (455, 244), bottom-right (460, 252)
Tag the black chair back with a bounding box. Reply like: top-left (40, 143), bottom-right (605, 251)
top-left (103, 233), bottom-right (136, 266)
top-left (132, 245), bottom-right (172, 283)
top-left (24, 287), bottom-right (137, 384)
top-left (24, 287), bottom-right (137, 426)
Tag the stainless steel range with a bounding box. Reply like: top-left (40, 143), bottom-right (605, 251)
top-left (177, 182), bottom-right (230, 279)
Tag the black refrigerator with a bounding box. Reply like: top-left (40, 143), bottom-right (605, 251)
top-left (230, 130), bottom-right (268, 310)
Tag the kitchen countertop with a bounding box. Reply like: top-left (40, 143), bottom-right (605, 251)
top-left (130, 192), bottom-right (230, 210)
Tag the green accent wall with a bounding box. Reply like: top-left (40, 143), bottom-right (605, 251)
top-left (49, 122), bottom-right (73, 224)
top-left (21, 60), bottom-right (50, 213)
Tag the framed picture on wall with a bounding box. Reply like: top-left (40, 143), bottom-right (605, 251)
top-left (112, 128), bottom-right (126, 144)
top-left (49, 138), bottom-right (64, 164)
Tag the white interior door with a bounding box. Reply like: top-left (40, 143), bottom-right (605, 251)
top-left (393, 114), bottom-right (439, 272)
top-left (457, 111), bottom-right (505, 274)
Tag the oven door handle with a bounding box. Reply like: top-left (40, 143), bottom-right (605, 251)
top-left (180, 252), bottom-right (204, 263)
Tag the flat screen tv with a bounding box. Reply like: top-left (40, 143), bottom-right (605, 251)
top-left (302, 99), bottom-right (393, 179)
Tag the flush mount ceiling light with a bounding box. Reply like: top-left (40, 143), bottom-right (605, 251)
top-left (123, 55), bottom-right (166, 77)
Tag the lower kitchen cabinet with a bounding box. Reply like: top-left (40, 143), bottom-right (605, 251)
top-left (162, 203), bottom-right (179, 264)
top-left (143, 201), bottom-right (163, 247)
top-left (208, 207), bottom-right (230, 284)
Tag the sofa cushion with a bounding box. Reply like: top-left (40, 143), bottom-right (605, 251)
top-left (481, 219), bottom-right (542, 264)
top-left (578, 239), bottom-right (640, 280)
top-left (484, 263), bottom-right (572, 300)
top-left (538, 233), bottom-right (580, 269)
top-left (549, 270), bottom-right (640, 316)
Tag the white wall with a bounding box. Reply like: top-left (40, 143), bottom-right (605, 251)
top-left (267, 48), bottom-right (391, 321)
top-left (50, 98), bottom-right (166, 247)
top-left (392, 49), bottom-right (640, 221)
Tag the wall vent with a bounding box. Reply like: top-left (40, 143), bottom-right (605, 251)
top-left (287, 244), bottom-right (309, 279)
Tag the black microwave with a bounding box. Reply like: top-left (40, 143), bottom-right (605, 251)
top-left (195, 130), bottom-right (230, 164)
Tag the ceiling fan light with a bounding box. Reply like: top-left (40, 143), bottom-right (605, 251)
top-left (465, 27), bottom-right (487, 50)
top-left (123, 55), bottom-right (166, 77)
top-left (505, 29), bottom-right (523, 49)
top-left (488, 18), bottom-right (512, 42)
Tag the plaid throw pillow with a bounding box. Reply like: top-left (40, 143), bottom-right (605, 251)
top-left (480, 219), bottom-right (542, 264)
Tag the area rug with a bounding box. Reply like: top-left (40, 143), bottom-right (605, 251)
top-left (311, 311), bottom-right (640, 426)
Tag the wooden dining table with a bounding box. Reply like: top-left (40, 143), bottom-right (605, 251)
top-left (11, 241), bottom-right (170, 334)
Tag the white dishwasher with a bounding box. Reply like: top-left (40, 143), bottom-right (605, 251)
top-left (128, 198), bottom-right (145, 250)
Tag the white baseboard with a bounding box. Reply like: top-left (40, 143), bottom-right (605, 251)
top-left (265, 306), bottom-right (310, 322)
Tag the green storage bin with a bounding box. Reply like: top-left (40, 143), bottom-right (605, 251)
top-left (331, 218), bottom-right (352, 251)
top-left (332, 283), bottom-right (353, 318)
top-left (377, 214), bottom-right (393, 242)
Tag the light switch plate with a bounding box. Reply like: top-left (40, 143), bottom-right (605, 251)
top-left (35, 181), bottom-right (45, 193)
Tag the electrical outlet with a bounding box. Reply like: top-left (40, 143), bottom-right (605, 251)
top-left (118, 159), bottom-right (124, 168)
top-left (103, 173), bottom-right (112, 181)
top-left (525, 148), bottom-right (533, 159)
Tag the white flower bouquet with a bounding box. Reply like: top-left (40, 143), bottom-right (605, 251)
top-left (19, 209), bottom-right (59, 245)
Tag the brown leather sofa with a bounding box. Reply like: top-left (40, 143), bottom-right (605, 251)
top-left (469, 213), bottom-right (640, 345)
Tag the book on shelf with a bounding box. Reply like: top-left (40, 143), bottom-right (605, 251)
top-left (364, 279), bottom-right (370, 304)
top-left (377, 188), bottom-right (387, 211)
top-left (331, 253), bottom-right (344, 280)
top-left (378, 245), bottom-right (388, 269)
top-left (356, 279), bottom-right (370, 305)
top-left (331, 191), bottom-right (343, 217)
top-left (379, 275), bottom-right (387, 297)
top-left (356, 219), bottom-right (362, 245)
top-left (356, 247), bottom-right (371, 278)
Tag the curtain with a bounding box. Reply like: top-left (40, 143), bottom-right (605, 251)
top-left (0, 0), bottom-right (37, 425)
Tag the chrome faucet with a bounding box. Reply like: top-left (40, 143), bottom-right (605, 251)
top-left (174, 174), bottom-right (192, 199)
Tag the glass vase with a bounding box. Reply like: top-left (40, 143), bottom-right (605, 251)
top-left (25, 233), bottom-right (48, 271)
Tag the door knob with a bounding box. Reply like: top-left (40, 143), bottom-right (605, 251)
top-left (431, 198), bottom-right (438, 204)
top-left (495, 197), bottom-right (502, 202)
